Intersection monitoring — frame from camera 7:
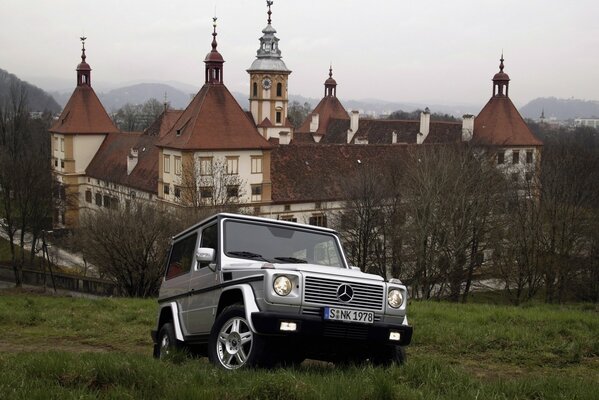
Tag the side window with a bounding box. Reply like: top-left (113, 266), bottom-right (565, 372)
top-left (199, 224), bottom-right (218, 269)
top-left (165, 233), bottom-right (198, 280)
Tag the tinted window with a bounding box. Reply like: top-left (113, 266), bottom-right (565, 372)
top-left (165, 233), bottom-right (198, 279)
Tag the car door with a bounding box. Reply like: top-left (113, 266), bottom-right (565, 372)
top-left (184, 222), bottom-right (221, 335)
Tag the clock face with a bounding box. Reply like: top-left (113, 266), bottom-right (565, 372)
top-left (262, 78), bottom-right (272, 90)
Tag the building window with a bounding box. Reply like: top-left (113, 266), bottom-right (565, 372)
top-left (60, 160), bottom-right (65, 169)
top-left (497, 151), bottom-right (505, 165)
top-left (174, 186), bottom-right (181, 199)
top-left (164, 184), bottom-right (170, 195)
top-left (251, 156), bottom-right (263, 174)
top-left (200, 157), bottom-right (213, 176)
top-left (54, 137), bottom-right (58, 151)
top-left (226, 156), bottom-right (239, 175)
top-left (164, 155), bottom-right (170, 173)
top-left (526, 150), bottom-right (533, 164)
top-left (111, 197), bottom-right (118, 210)
top-left (253, 82), bottom-right (258, 97)
top-left (103, 195), bottom-right (111, 208)
top-left (60, 138), bottom-right (64, 152)
top-left (200, 186), bottom-right (213, 199)
top-left (276, 82), bottom-right (282, 97)
top-left (227, 185), bottom-right (239, 198)
top-left (309, 214), bottom-right (327, 227)
top-left (525, 172), bottom-right (532, 182)
top-left (512, 150), bottom-right (520, 164)
top-left (54, 158), bottom-right (58, 167)
top-left (276, 111), bottom-right (282, 124)
top-left (280, 215), bottom-right (297, 223)
top-left (85, 190), bottom-right (92, 203)
top-left (175, 156), bottom-right (182, 175)
top-left (315, 202), bottom-right (322, 209)
top-left (284, 204), bottom-right (290, 211)
top-left (251, 184), bottom-right (262, 202)
top-left (95, 193), bottom-right (102, 207)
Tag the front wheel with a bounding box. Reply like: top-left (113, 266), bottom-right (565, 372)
top-left (371, 345), bottom-right (407, 366)
top-left (208, 305), bottom-right (263, 369)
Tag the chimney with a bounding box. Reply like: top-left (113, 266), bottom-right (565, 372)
top-left (127, 148), bottom-right (138, 175)
top-left (417, 107), bottom-right (430, 145)
top-left (348, 110), bottom-right (359, 143)
top-left (391, 130), bottom-right (397, 144)
top-left (462, 114), bottom-right (474, 142)
top-left (279, 131), bottom-right (290, 145)
top-left (309, 113), bottom-right (319, 133)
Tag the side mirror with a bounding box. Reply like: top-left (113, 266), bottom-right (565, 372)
top-left (350, 265), bottom-right (360, 271)
top-left (196, 247), bottom-right (215, 263)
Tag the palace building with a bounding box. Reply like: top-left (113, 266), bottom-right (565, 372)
top-left (50, 2), bottom-right (542, 229)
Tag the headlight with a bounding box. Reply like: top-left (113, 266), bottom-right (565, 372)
top-left (273, 276), bottom-right (292, 296)
top-left (388, 289), bottom-right (403, 309)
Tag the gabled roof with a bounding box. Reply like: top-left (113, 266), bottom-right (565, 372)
top-left (86, 132), bottom-right (159, 194)
top-left (271, 144), bottom-right (407, 203)
top-left (156, 84), bottom-right (272, 151)
top-left (297, 96), bottom-right (349, 134)
top-left (144, 109), bottom-right (183, 137)
top-left (473, 96), bottom-right (543, 147)
top-left (423, 121), bottom-right (463, 144)
top-left (320, 118), bottom-right (350, 144)
top-left (352, 119), bottom-right (419, 144)
top-left (50, 85), bottom-right (119, 134)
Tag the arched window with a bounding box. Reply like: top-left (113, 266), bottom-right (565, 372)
top-left (276, 82), bottom-right (282, 97)
top-left (253, 82), bottom-right (258, 97)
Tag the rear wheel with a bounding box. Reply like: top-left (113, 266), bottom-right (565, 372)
top-left (208, 305), bottom-right (264, 369)
top-left (156, 322), bottom-right (179, 360)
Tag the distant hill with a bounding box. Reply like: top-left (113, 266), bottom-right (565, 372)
top-left (98, 83), bottom-right (196, 112)
top-left (0, 68), bottom-right (61, 113)
top-left (520, 97), bottom-right (599, 120)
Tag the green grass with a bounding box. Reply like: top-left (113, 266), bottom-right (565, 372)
top-left (0, 291), bottom-right (597, 399)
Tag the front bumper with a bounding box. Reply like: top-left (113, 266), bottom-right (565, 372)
top-left (251, 311), bottom-right (413, 346)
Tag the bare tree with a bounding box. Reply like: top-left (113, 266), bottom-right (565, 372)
top-left (400, 144), bottom-right (505, 301)
top-left (180, 157), bottom-right (245, 213)
top-left (0, 83), bottom-right (53, 286)
top-left (77, 200), bottom-right (179, 297)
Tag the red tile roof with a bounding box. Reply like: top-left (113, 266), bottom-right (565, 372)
top-left (156, 84), bottom-right (272, 151)
top-left (271, 144), bottom-right (407, 203)
top-left (297, 96), bottom-right (349, 134)
top-left (86, 133), bottom-right (159, 194)
top-left (424, 121), bottom-right (463, 144)
top-left (144, 109), bottom-right (184, 137)
top-left (50, 85), bottom-right (119, 134)
top-left (473, 96), bottom-right (543, 147)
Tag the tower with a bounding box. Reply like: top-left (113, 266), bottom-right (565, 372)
top-left (247, 1), bottom-right (293, 143)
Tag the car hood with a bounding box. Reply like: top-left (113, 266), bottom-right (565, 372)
top-left (271, 263), bottom-right (385, 282)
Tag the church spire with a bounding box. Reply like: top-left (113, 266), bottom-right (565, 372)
top-left (76, 36), bottom-right (91, 86)
top-left (324, 64), bottom-right (337, 97)
top-left (204, 16), bottom-right (224, 84)
top-left (492, 52), bottom-right (510, 97)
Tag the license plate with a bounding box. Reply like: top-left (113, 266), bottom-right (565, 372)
top-left (323, 307), bottom-right (374, 324)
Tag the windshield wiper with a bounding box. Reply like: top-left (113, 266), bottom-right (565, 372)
top-left (274, 256), bottom-right (308, 264)
top-left (227, 251), bottom-right (271, 262)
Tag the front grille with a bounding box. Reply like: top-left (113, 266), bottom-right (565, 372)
top-left (303, 276), bottom-right (384, 310)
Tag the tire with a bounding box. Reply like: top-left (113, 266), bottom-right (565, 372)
top-left (156, 322), bottom-right (180, 360)
top-left (371, 345), bottom-right (406, 366)
top-left (208, 305), bottom-right (264, 369)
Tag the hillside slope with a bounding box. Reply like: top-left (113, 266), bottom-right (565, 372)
top-left (0, 68), bottom-right (61, 113)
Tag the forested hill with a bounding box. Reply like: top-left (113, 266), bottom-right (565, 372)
top-left (0, 68), bottom-right (61, 113)
top-left (520, 97), bottom-right (599, 120)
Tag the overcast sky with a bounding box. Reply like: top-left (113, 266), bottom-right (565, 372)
top-left (1, 0), bottom-right (598, 108)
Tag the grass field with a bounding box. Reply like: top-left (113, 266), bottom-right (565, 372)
top-left (0, 290), bottom-right (597, 399)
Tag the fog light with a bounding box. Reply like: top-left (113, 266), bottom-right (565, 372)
top-left (389, 331), bottom-right (401, 341)
top-left (280, 321), bottom-right (297, 331)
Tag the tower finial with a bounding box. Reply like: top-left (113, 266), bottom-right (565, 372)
top-left (267, 0), bottom-right (273, 24)
top-left (499, 51), bottom-right (504, 72)
top-left (211, 16), bottom-right (218, 50)
top-left (329, 63), bottom-right (333, 79)
top-left (80, 36), bottom-right (87, 62)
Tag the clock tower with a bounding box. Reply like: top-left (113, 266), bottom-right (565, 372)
top-left (248, 1), bottom-right (293, 143)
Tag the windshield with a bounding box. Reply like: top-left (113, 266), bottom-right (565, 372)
top-left (223, 220), bottom-right (345, 268)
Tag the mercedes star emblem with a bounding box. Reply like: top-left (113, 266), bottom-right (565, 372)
top-left (336, 284), bottom-right (354, 302)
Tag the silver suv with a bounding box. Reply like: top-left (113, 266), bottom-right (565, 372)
top-left (151, 213), bottom-right (412, 369)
